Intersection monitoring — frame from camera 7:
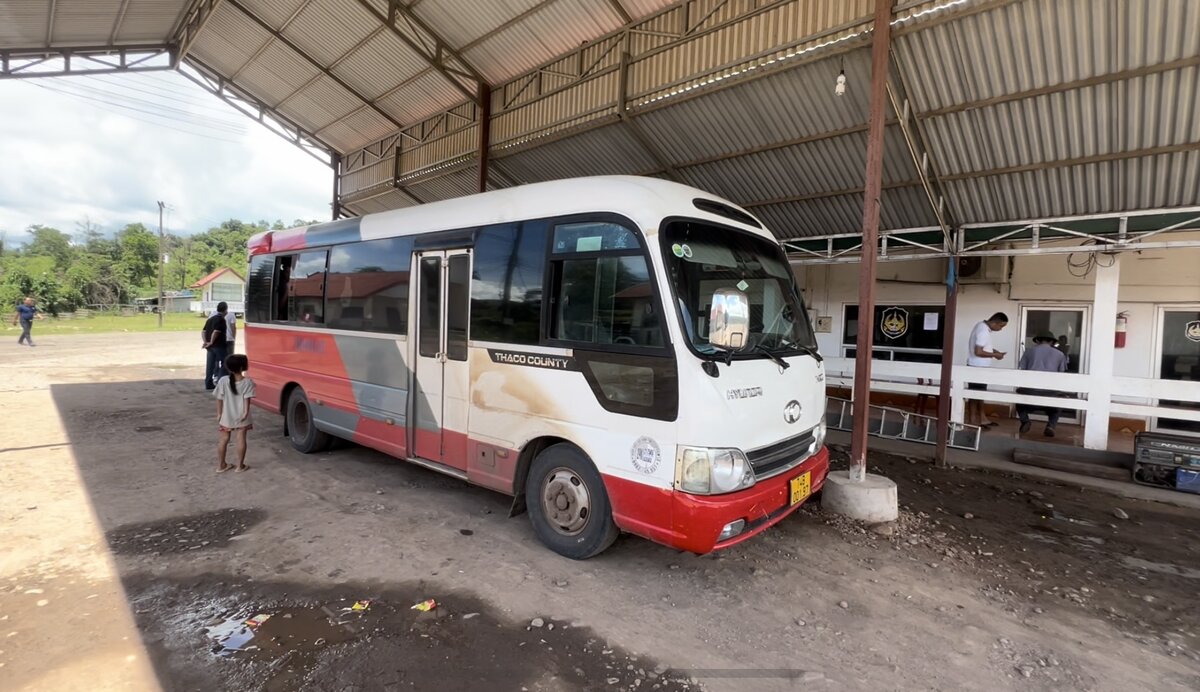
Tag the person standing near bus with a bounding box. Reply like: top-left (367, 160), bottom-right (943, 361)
top-left (202, 302), bottom-right (231, 390)
top-left (12, 297), bottom-right (40, 347)
top-left (210, 305), bottom-right (237, 354)
top-left (215, 354), bottom-right (255, 473)
top-left (965, 312), bottom-right (1008, 428)
top-left (1016, 333), bottom-right (1069, 437)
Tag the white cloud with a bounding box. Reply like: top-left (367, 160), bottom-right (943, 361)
top-left (0, 70), bottom-right (332, 242)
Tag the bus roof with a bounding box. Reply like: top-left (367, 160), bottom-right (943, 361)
top-left (248, 176), bottom-right (771, 256)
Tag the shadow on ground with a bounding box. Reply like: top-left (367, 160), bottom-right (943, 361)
top-left (46, 379), bottom-right (698, 692)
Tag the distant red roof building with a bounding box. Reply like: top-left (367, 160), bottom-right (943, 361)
top-left (191, 268), bottom-right (245, 288)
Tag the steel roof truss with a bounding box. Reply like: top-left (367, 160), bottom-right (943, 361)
top-left (1, 45), bottom-right (174, 79)
top-left (172, 0), bottom-right (224, 68)
top-left (181, 57), bottom-right (334, 166)
top-left (353, 0), bottom-right (484, 101)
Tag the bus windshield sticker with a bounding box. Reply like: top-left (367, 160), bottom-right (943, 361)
top-left (671, 243), bottom-right (685, 258)
top-left (736, 279), bottom-right (750, 291)
top-left (630, 436), bottom-right (662, 474)
top-left (681, 244), bottom-right (693, 258)
top-left (487, 349), bottom-right (579, 371)
top-left (576, 236), bottom-right (603, 252)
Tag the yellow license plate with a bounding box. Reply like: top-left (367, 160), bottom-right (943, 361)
top-left (789, 472), bottom-right (812, 506)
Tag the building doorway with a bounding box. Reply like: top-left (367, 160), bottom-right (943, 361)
top-left (1017, 306), bottom-right (1089, 424)
top-left (1152, 307), bottom-right (1200, 436)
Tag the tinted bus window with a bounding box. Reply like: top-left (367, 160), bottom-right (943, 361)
top-left (471, 222), bottom-right (546, 344)
top-left (551, 255), bottom-right (663, 348)
top-left (289, 251), bottom-right (327, 324)
top-left (326, 237), bottom-right (414, 334)
top-left (552, 221), bottom-right (639, 253)
top-left (447, 255), bottom-right (470, 361)
top-left (245, 255), bottom-right (273, 323)
top-left (418, 257), bottom-right (441, 358)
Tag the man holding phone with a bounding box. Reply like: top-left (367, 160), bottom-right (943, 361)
top-left (965, 312), bottom-right (1008, 428)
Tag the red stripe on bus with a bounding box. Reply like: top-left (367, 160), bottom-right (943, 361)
top-left (271, 227), bottom-right (308, 252)
top-left (603, 446), bottom-right (830, 554)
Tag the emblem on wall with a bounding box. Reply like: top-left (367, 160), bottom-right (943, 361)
top-left (630, 436), bottom-right (662, 475)
top-left (880, 307), bottom-right (909, 340)
top-left (1186, 320), bottom-right (1200, 343)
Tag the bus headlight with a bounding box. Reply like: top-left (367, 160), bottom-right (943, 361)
top-left (676, 446), bottom-right (755, 495)
top-left (811, 421), bottom-right (827, 453)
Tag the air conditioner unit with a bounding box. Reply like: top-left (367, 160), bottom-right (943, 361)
top-left (957, 255), bottom-right (1009, 284)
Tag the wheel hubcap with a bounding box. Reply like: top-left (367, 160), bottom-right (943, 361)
top-left (293, 401), bottom-right (309, 438)
top-left (541, 467), bottom-right (591, 536)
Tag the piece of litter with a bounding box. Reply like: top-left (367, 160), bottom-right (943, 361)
top-left (410, 599), bottom-right (437, 612)
top-left (348, 600), bottom-right (371, 612)
top-left (244, 614), bottom-right (272, 630)
top-left (462, 613), bottom-right (480, 620)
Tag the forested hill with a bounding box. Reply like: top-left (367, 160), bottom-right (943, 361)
top-left (0, 218), bottom-right (317, 313)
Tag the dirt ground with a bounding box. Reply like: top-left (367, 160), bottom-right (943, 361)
top-left (2, 331), bottom-right (1199, 692)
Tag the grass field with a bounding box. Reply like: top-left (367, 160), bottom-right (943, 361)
top-left (2, 312), bottom-right (240, 336)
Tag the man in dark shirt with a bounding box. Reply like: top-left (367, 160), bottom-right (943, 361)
top-left (202, 302), bottom-right (230, 391)
top-left (12, 297), bottom-right (40, 346)
top-left (1016, 333), bottom-right (1069, 437)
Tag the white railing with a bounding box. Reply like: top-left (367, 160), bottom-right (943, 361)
top-left (823, 356), bottom-right (1200, 450)
top-left (191, 300), bottom-right (245, 315)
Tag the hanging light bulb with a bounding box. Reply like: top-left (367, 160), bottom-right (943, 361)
top-left (834, 69), bottom-right (847, 96)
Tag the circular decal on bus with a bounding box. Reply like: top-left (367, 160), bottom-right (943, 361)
top-left (681, 243), bottom-right (693, 258)
top-left (671, 243), bottom-right (685, 258)
top-left (630, 436), bottom-right (662, 475)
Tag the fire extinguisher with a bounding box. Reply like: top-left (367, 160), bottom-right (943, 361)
top-left (1115, 312), bottom-right (1128, 348)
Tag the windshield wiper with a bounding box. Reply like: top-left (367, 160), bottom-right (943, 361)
top-left (792, 344), bottom-right (824, 363)
top-left (752, 343), bottom-right (790, 370)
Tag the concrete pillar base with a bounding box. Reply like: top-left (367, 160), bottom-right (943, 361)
top-left (821, 470), bottom-right (898, 523)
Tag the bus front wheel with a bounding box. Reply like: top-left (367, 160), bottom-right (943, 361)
top-left (527, 444), bottom-right (619, 559)
top-left (286, 387), bottom-right (331, 454)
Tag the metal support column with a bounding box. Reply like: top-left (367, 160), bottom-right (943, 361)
top-left (157, 201), bottom-right (166, 328)
top-left (934, 258), bottom-right (958, 466)
top-left (331, 153), bottom-right (342, 220)
top-left (848, 0), bottom-right (894, 482)
top-left (477, 84), bottom-right (492, 193)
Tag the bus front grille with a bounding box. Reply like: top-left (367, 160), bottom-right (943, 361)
top-left (745, 429), bottom-right (818, 479)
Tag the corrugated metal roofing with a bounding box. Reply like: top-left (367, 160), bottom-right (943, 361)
top-left (3, 0), bottom-right (1198, 240)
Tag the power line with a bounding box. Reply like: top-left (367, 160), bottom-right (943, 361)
top-left (85, 74), bottom-right (237, 112)
top-left (26, 82), bottom-right (245, 144)
top-left (46, 80), bottom-right (247, 132)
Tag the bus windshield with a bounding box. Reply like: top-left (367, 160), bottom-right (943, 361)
top-left (663, 220), bottom-right (817, 356)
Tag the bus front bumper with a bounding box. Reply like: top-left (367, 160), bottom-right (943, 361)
top-left (607, 446), bottom-right (830, 554)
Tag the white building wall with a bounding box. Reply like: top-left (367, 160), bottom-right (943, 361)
top-left (794, 239), bottom-right (1200, 425)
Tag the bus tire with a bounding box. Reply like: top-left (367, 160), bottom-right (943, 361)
top-left (526, 444), bottom-right (619, 560)
top-left (286, 387), bottom-right (331, 454)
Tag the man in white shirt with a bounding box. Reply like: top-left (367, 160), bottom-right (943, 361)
top-left (965, 312), bottom-right (1008, 427)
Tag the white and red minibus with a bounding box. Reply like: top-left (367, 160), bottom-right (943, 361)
top-left (245, 176), bottom-right (828, 559)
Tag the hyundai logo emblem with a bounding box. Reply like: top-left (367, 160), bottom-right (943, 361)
top-left (784, 400), bottom-right (802, 424)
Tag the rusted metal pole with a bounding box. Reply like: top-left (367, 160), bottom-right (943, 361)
top-left (477, 83), bottom-right (492, 193)
top-left (848, 0), bottom-right (894, 482)
top-left (934, 259), bottom-right (958, 466)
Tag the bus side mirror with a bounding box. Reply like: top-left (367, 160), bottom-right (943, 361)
top-left (709, 288), bottom-right (750, 352)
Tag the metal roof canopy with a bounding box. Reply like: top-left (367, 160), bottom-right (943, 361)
top-left (1, 0), bottom-right (1198, 243)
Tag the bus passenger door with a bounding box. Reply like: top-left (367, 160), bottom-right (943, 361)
top-left (412, 250), bottom-right (472, 469)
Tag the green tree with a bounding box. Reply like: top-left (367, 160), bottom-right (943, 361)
top-left (116, 223), bottom-right (160, 291)
top-left (25, 225), bottom-right (75, 269)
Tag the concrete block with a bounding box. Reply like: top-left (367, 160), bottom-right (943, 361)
top-left (821, 470), bottom-right (898, 523)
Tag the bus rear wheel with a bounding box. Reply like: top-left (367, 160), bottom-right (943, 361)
top-left (527, 444), bottom-right (619, 560)
top-left (286, 387), bottom-right (331, 454)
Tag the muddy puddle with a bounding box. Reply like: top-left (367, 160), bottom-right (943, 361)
top-left (106, 508), bottom-right (266, 556)
top-left (126, 575), bottom-right (698, 692)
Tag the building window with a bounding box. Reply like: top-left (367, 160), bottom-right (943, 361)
top-left (326, 237), bottom-right (413, 334)
top-left (471, 222), bottom-right (547, 344)
top-left (842, 304), bottom-right (945, 363)
top-left (211, 282), bottom-right (243, 302)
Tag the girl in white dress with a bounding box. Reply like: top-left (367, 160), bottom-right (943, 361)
top-left (214, 354), bottom-right (256, 473)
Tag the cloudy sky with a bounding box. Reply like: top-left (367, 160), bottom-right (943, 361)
top-left (0, 69), bottom-right (331, 244)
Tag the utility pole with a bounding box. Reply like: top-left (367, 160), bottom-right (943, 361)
top-left (157, 201), bottom-right (166, 328)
